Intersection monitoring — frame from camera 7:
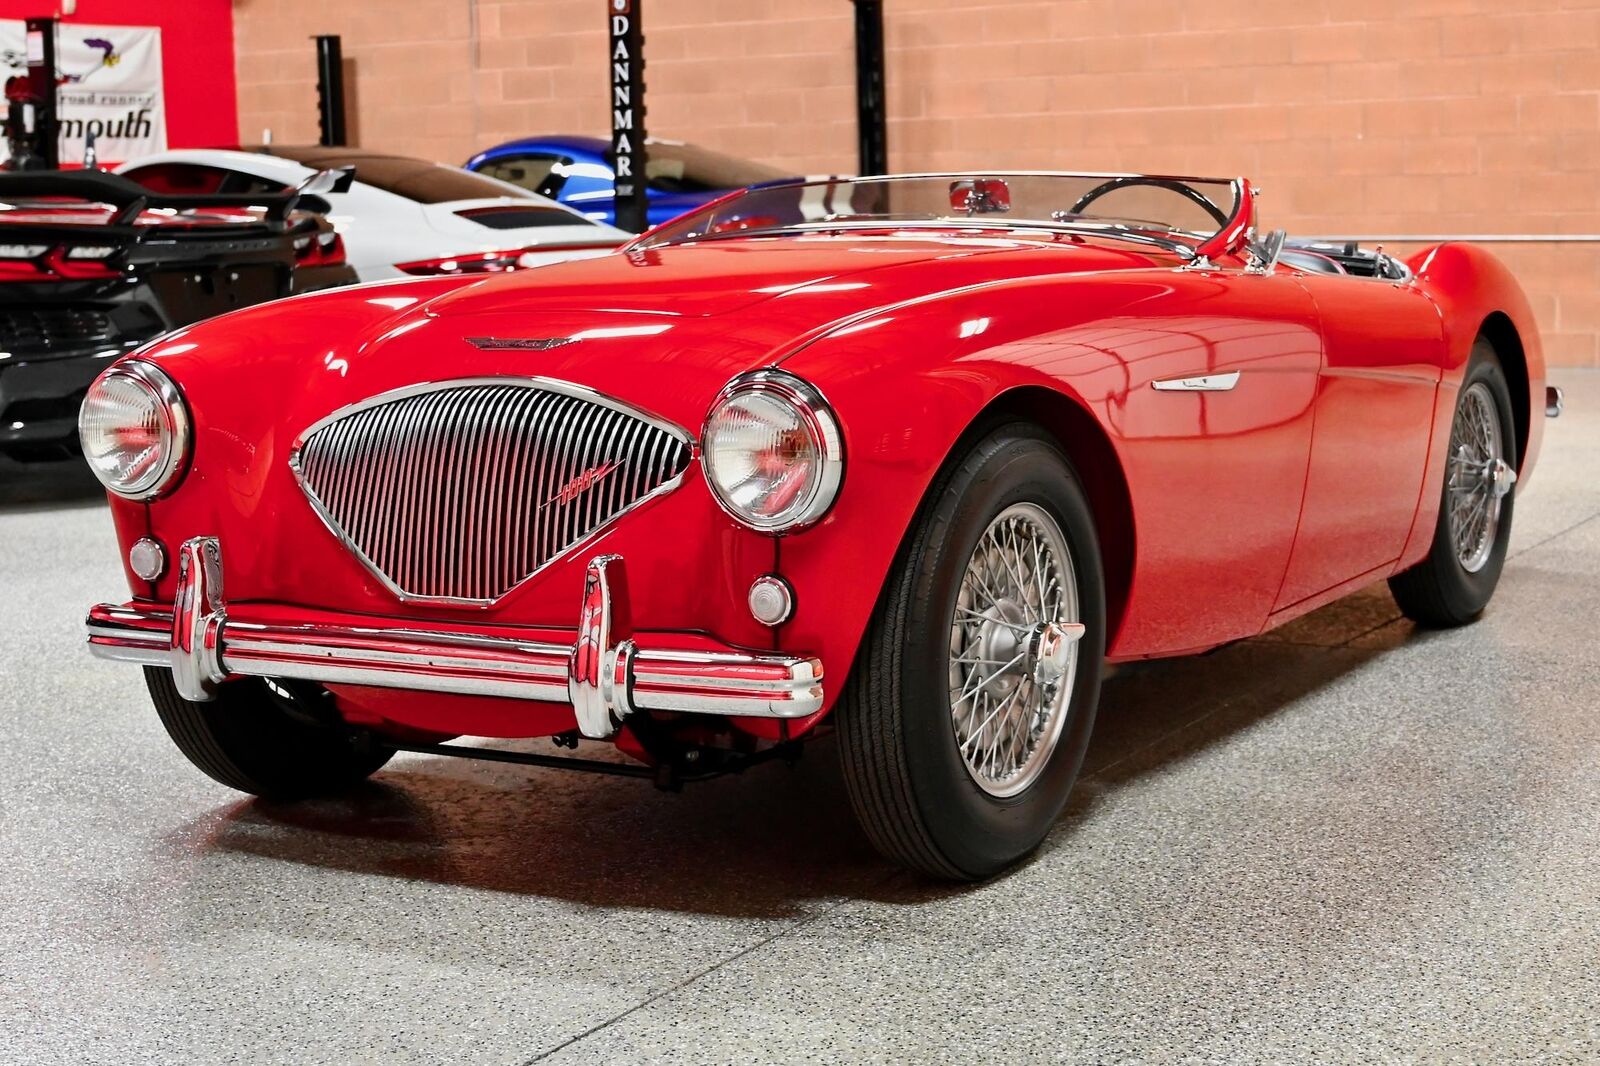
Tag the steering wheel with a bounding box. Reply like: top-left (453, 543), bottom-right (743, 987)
top-left (1067, 176), bottom-right (1230, 229)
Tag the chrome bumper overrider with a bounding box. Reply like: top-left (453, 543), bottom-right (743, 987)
top-left (86, 538), bottom-right (824, 740)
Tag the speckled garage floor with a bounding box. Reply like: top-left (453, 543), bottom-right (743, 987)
top-left (2, 372), bottom-right (1597, 1066)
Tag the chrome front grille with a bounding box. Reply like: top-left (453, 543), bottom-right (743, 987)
top-left (291, 379), bottom-right (693, 604)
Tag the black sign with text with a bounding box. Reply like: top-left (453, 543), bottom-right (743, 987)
top-left (608, 0), bottom-right (648, 233)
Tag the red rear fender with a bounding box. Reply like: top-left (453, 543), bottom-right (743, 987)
top-left (1408, 242), bottom-right (1546, 478)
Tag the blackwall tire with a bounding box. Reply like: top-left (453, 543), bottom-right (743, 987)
top-left (145, 668), bottom-right (394, 799)
top-left (836, 424), bottom-right (1106, 880)
top-left (1388, 338), bottom-right (1518, 628)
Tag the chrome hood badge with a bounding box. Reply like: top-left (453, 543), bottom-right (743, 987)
top-left (466, 336), bottom-right (577, 351)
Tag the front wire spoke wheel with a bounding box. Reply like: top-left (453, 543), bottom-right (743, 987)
top-left (947, 502), bottom-right (1080, 798)
top-left (838, 425), bottom-right (1106, 879)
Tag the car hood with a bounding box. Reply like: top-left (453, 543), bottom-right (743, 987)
top-left (425, 232), bottom-right (1155, 319)
top-left (152, 233), bottom-right (1168, 460)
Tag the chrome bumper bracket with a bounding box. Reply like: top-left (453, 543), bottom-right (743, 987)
top-left (87, 537), bottom-right (824, 739)
top-left (170, 538), bottom-right (227, 701)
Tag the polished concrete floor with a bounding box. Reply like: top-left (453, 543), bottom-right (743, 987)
top-left (3, 372), bottom-right (1597, 1065)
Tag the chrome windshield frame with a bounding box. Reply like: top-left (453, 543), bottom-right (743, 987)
top-left (630, 171), bottom-right (1252, 260)
top-left (658, 218), bottom-right (1201, 259)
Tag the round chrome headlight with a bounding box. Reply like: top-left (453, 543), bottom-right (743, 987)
top-left (701, 370), bottom-right (843, 532)
top-left (78, 360), bottom-right (191, 500)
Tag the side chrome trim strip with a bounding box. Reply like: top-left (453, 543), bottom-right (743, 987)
top-left (1151, 371), bottom-right (1241, 393)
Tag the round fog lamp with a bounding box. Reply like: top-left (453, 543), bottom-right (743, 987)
top-left (748, 574), bottom-right (795, 626)
top-left (128, 537), bottom-right (166, 581)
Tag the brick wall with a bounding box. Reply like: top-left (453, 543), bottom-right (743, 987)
top-left (234, 0), bottom-right (1600, 366)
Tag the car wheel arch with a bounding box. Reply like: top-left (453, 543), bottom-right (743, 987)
top-left (840, 382), bottom-right (1134, 660)
top-left (1409, 241), bottom-right (1544, 481)
top-left (1478, 311), bottom-right (1529, 470)
top-left (801, 380), bottom-right (1135, 726)
top-left (968, 385), bottom-right (1136, 649)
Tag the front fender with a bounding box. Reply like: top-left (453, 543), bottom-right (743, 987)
top-left (764, 263), bottom-right (1332, 728)
top-left (764, 276), bottom-right (1154, 733)
top-left (99, 275), bottom-right (479, 597)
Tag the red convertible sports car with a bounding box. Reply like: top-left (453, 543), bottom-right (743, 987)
top-left (82, 172), bottom-right (1555, 879)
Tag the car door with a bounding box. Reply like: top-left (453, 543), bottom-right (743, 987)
top-left (1273, 269), bottom-right (1445, 609)
top-left (1106, 270), bottom-right (1324, 655)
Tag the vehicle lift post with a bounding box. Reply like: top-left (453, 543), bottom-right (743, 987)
top-left (313, 34), bottom-right (347, 148)
top-left (608, 0), bottom-right (649, 234)
top-left (853, 0), bottom-right (887, 176)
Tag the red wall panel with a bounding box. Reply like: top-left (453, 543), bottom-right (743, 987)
top-left (0, 0), bottom-right (237, 149)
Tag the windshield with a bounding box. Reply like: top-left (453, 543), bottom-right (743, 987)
top-left (638, 173), bottom-right (1242, 252)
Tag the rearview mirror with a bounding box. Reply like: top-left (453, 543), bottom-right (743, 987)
top-left (949, 178), bottom-right (1012, 216)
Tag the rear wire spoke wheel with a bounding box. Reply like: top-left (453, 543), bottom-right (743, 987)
top-left (1445, 381), bottom-right (1507, 574)
top-left (837, 425), bottom-right (1105, 880)
top-left (1390, 338), bottom-right (1518, 627)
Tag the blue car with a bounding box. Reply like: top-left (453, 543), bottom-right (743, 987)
top-left (465, 136), bottom-right (800, 228)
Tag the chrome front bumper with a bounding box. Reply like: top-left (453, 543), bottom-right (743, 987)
top-left (87, 538), bottom-right (824, 740)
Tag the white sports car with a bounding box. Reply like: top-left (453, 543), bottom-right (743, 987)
top-left (116, 146), bottom-right (628, 281)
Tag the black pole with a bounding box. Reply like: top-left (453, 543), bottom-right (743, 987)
top-left (314, 35), bottom-right (347, 147)
top-left (853, 0), bottom-right (886, 176)
top-left (608, 0), bottom-right (649, 233)
top-left (24, 17), bottom-right (59, 170)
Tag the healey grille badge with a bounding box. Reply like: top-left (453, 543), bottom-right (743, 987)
top-left (544, 459), bottom-right (624, 509)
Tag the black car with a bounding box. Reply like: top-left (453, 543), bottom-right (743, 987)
top-left (0, 169), bottom-right (355, 465)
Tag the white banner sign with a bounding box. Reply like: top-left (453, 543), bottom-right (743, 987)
top-left (1, 22), bottom-right (167, 165)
